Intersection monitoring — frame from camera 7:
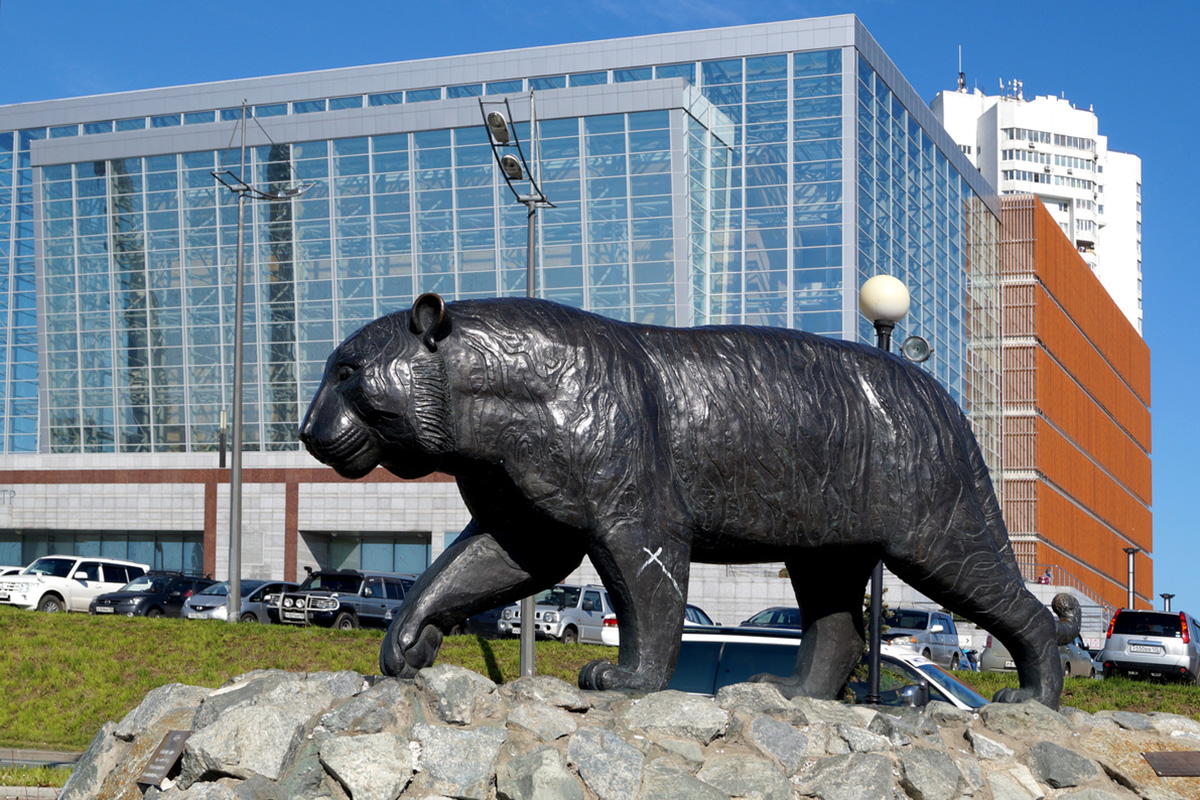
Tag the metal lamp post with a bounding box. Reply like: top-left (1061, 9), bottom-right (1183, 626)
top-left (482, 94), bottom-right (553, 675)
top-left (1123, 546), bottom-right (1140, 609)
top-left (857, 275), bottom-right (912, 704)
top-left (212, 102), bottom-right (309, 622)
top-left (1161, 593), bottom-right (1175, 612)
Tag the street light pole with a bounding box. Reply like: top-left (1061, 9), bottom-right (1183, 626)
top-left (212, 101), bottom-right (309, 622)
top-left (1161, 593), bottom-right (1175, 612)
top-left (857, 275), bottom-right (912, 704)
top-left (1123, 546), bottom-right (1140, 609)
top-left (482, 94), bottom-right (553, 676)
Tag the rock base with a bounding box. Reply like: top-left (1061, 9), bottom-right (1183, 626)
top-left (59, 665), bottom-right (1200, 799)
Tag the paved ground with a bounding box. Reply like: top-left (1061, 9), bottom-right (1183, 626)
top-left (0, 750), bottom-right (79, 769)
top-left (0, 788), bottom-right (59, 799)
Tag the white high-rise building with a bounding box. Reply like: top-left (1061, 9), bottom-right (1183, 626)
top-left (932, 83), bottom-right (1143, 334)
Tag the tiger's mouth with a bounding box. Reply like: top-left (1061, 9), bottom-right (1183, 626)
top-left (303, 418), bottom-right (383, 479)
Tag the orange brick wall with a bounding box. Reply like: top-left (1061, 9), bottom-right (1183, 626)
top-left (1000, 197), bottom-right (1152, 609)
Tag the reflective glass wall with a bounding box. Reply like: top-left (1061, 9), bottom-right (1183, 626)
top-left (36, 107), bottom-right (728, 453)
top-left (4, 20), bottom-right (1003, 464)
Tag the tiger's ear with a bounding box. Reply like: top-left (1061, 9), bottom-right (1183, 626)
top-left (410, 293), bottom-right (452, 351)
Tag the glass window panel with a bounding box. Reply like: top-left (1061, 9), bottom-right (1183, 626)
top-left (183, 111), bottom-right (215, 125)
top-left (294, 99), bottom-right (326, 114)
top-left (254, 103), bottom-right (287, 117)
top-left (745, 54), bottom-right (788, 81)
top-left (795, 49), bottom-right (842, 77)
top-left (613, 67), bottom-right (652, 83)
top-left (486, 80), bottom-right (523, 94)
top-left (702, 59), bottom-right (743, 85)
top-left (446, 84), bottom-right (482, 98)
top-left (329, 95), bottom-right (363, 110)
top-left (116, 118), bottom-right (146, 131)
top-left (655, 63), bottom-right (695, 82)
top-left (406, 88), bottom-right (441, 102)
top-left (151, 114), bottom-right (182, 128)
top-left (569, 71), bottom-right (607, 86)
top-left (794, 75), bottom-right (841, 98)
top-left (530, 75), bottom-right (566, 90)
top-left (368, 91), bottom-right (403, 106)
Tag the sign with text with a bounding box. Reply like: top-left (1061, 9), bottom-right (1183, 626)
top-left (137, 729), bottom-right (191, 786)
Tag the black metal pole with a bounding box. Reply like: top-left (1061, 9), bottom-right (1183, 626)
top-left (865, 318), bottom-right (895, 705)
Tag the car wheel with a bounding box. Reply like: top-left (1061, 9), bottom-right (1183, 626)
top-left (334, 612), bottom-right (359, 630)
top-left (146, 608), bottom-right (164, 619)
top-left (36, 595), bottom-right (64, 613)
top-left (950, 652), bottom-right (961, 670)
top-left (561, 627), bottom-right (579, 644)
top-left (448, 624), bottom-right (465, 636)
top-left (240, 612), bottom-right (259, 623)
top-left (921, 649), bottom-right (932, 661)
top-left (1089, 667), bottom-right (1096, 679)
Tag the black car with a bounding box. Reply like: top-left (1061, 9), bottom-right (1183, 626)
top-left (89, 572), bottom-right (217, 618)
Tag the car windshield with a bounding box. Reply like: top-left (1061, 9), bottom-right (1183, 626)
top-left (121, 575), bottom-right (167, 593)
top-left (196, 582), bottom-right (229, 597)
top-left (533, 587), bottom-right (580, 607)
top-left (24, 557), bottom-right (76, 578)
top-left (885, 609), bottom-right (929, 630)
top-left (303, 574), bottom-right (363, 594)
top-left (747, 608), bottom-right (801, 626)
top-left (1111, 611), bottom-right (1183, 637)
top-left (916, 663), bottom-right (989, 709)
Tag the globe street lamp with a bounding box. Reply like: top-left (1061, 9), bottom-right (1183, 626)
top-left (858, 275), bottom-right (911, 704)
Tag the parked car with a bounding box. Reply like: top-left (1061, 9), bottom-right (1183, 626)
top-left (90, 572), bottom-right (218, 618)
top-left (881, 608), bottom-right (962, 670)
top-left (600, 603), bottom-right (716, 647)
top-left (183, 579), bottom-right (298, 623)
top-left (1098, 608), bottom-right (1200, 684)
top-left (267, 569), bottom-right (416, 629)
top-left (666, 626), bottom-right (988, 710)
top-left (0, 554), bottom-right (148, 613)
top-left (497, 584), bottom-right (613, 644)
top-left (979, 632), bottom-right (1097, 677)
top-left (739, 606), bottom-right (804, 630)
top-left (448, 605), bottom-right (508, 638)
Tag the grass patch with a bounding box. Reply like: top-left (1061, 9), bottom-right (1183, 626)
top-left (5, 606), bottom-right (1200, 753)
top-left (952, 669), bottom-right (1200, 718)
top-left (0, 605), bottom-right (609, 751)
top-left (0, 764), bottom-right (72, 788)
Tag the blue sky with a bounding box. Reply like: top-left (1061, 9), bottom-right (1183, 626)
top-left (1, 1), bottom-right (1196, 616)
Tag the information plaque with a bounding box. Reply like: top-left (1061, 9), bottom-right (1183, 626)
top-left (137, 729), bottom-right (192, 786)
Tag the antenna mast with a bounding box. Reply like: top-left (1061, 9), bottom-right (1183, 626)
top-left (957, 46), bottom-right (965, 92)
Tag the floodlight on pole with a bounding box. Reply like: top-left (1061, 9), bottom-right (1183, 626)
top-left (858, 275), bottom-right (913, 706)
top-left (500, 154), bottom-right (524, 180)
top-left (481, 94), bottom-right (554, 677)
top-left (212, 101), bottom-right (310, 622)
top-left (487, 111), bottom-right (511, 144)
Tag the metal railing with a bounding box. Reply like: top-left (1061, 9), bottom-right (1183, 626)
top-left (1020, 562), bottom-right (1115, 623)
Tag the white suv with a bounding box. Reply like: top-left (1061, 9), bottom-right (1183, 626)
top-left (0, 555), bottom-right (148, 613)
top-left (498, 584), bottom-right (613, 644)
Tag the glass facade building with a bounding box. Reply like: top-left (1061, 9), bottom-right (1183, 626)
top-left (0, 16), bottom-right (1003, 580)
